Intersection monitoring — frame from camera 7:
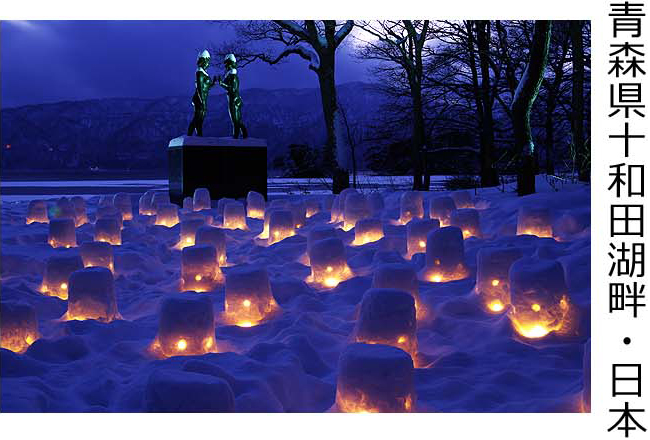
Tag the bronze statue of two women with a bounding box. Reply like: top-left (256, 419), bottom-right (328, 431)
top-left (187, 50), bottom-right (248, 139)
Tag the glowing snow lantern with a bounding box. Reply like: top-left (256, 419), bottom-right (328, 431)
top-left (96, 205), bottom-right (124, 229)
top-left (406, 218), bottom-right (439, 259)
top-left (195, 226), bottom-right (227, 266)
top-left (308, 237), bottom-right (352, 288)
top-left (182, 196), bottom-right (194, 211)
top-left (151, 191), bottom-right (170, 214)
top-left (71, 196), bottom-right (89, 226)
top-left (269, 198), bottom-right (290, 210)
top-left (450, 208), bottom-right (482, 239)
top-left (330, 194), bottom-right (342, 223)
top-left (343, 193), bottom-right (370, 231)
top-left (399, 191), bottom-right (424, 225)
top-left (216, 197), bottom-right (236, 217)
top-left (268, 210), bottom-right (295, 245)
top-left (0, 301), bottom-right (39, 353)
top-left (335, 343), bottom-right (415, 413)
top-left (113, 192), bottom-right (133, 221)
top-left (429, 196), bottom-right (457, 227)
top-left (517, 206), bottom-right (553, 238)
top-left (26, 200), bottom-right (49, 224)
top-left (475, 247), bottom-right (522, 313)
top-left (179, 218), bottom-right (206, 249)
top-left (54, 197), bottom-right (77, 222)
top-left (290, 200), bottom-right (307, 228)
top-left (98, 195), bottom-right (114, 208)
top-left (224, 266), bottom-right (278, 327)
top-left (583, 339), bottom-right (591, 412)
top-left (155, 203), bottom-right (180, 227)
top-left (80, 241), bottom-right (114, 272)
top-left (305, 197), bottom-right (320, 218)
top-left (353, 218), bottom-right (384, 245)
top-left (181, 244), bottom-right (223, 292)
top-left (139, 190), bottom-right (157, 215)
top-left (368, 192), bottom-right (385, 216)
top-left (94, 217), bottom-right (122, 245)
top-left (354, 288), bottom-right (417, 358)
top-left (41, 255), bottom-right (84, 299)
top-left (65, 267), bottom-right (120, 322)
top-left (48, 218), bottom-right (77, 248)
top-left (372, 263), bottom-right (422, 318)
top-left (154, 294), bottom-right (216, 357)
top-left (451, 190), bottom-right (474, 209)
top-left (223, 201), bottom-right (247, 230)
top-left (508, 257), bottom-right (571, 339)
top-left (321, 194), bottom-right (335, 212)
top-left (193, 188), bottom-right (211, 211)
top-left (246, 190), bottom-right (265, 219)
top-left (419, 226), bottom-right (469, 283)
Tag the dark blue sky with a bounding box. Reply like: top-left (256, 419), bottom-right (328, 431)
top-left (1, 20), bottom-right (372, 108)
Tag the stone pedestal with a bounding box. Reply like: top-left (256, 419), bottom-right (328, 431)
top-left (168, 135), bottom-right (267, 206)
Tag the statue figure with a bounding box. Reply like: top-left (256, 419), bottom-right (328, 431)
top-left (187, 50), bottom-right (218, 137)
top-left (218, 54), bottom-right (248, 139)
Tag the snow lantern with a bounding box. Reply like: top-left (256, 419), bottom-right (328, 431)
top-left (305, 197), bottom-right (320, 218)
top-left (195, 226), bottom-right (227, 266)
top-left (113, 193), bottom-right (133, 221)
top-left (399, 191), bottom-right (424, 225)
top-left (308, 237), bottom-right (352, 288)
top-left (343, 193), bottom-right (370, 231)
top-left (353, 218), bottom-right (384, 246)
top-left (179, 218), bottom-right (206, 249)
top-left (223, 201), bottom-right (247, 230)
top-left (193, 188), bottom-right (211, 211)
top-left (48, 218), bottom-right (77, 248)
top-left (451, 190), bottom-right (474, 209)
top-left (65, 267), bottom-right (119, 322)
top-left (0, 301), bottom-right (39, 353)
top-left (321, 194), bottom-right (335, 212)
top-left (354, 289), bottom-right (417, 358)
top-left (583, 339), bottom-right (591, 412)
top-left (450, 208), bottom-right (482, 239)
top-left (257, 208), bottom-right (278, 239)
top-left (40, 255), bottom-right (84, 299)
top-left (368, 192), bottom-right (385, 216)
top-left (475, 247), bottom-right (522, 313)
top-left (429, 196), bottom-right (457, 227)
top-left (26, 200), bottom-right (49, 224)
top-left (419, 226), bottom-right (469, 283)
top-left (182, 196), bottom-right (194, 211)
top-left (371, 263), bottom-right (422, 317)
top-left (53, 197), bottom-right (77, 222)
top-left (269, 198), bottom-right (290, 210)
top-left (290, 200), bottom-right (307, 228)
top-left (224, 266), bottom-right (278, 327)
top-left (246, 191), bottom-right (265, 219)
top-left (508, 257), bottom-right (571, 339)
top-left (181, 244), bottom-right (223, 292)
top-left (335, 343), bottom-right (415, 413)
top-left (80, 241), bottom-right (114, 272)
top-left (330, 194), bottom-right (342, 223)
top-left (139, 190), bottom-right (157, 216)
top-left (94, 217), bottom-right (122, 245)
top-left (71, 196), bottom-right (89, 226)
top-left (155, 203), bottom-right (180, 227)
top-left (154, 294), bottom-right (216, 357)
top-left (268, 210), bottom-right (295, 245)
top-left (217, 198), bottom-right (236, 217)
top-left (96, 205), bottom-right (124, 229)
top-left (151, 191), bottom-right (170, 214)
top-left (98, 195), bottom-right (114, 208)
top-left (406, 218), bottom-right (440, 259)
top-left (517, 206), bottom-right (553, 238)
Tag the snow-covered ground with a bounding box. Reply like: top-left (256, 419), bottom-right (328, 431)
top-left (0, 176), bottom-right (590, 412)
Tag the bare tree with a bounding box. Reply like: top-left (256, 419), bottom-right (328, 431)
top-left (570, 20), bottom-right (588, 182)
top-left (212, 20), bottom-right (355, 193)
top-left (511, 20), bottom-right (552, 196)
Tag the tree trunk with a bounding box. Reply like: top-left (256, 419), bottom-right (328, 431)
top-left (411, 80), bottom-right (425, 191)
top-left (511, 20), bottom-right (552, 196)
top-left (476, 21), bottom-right (499, 187)
top-left (545, 92), bottom-right (556, 175)
top-left (570, 20), bottom-right (587, 182)
top-left (317, 50), bottom-right (349, 193)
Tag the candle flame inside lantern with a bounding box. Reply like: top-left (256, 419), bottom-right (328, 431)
top-left (430, 275), bottom-right (443, 283)
top-left (531, 303), bottom-right (541, 312)
top-left (488, 300), bottom-right (504, 313)
top-left (491, 279), bottom-right (500, 287)
top-left (419, 240), bottom-right (426, 248)
top-left (176, 339), bottom-right (187, 351)
top-left (463, 229), bottom-right (471, 239)
top-left (336, 390), bottom-right (414, 414)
